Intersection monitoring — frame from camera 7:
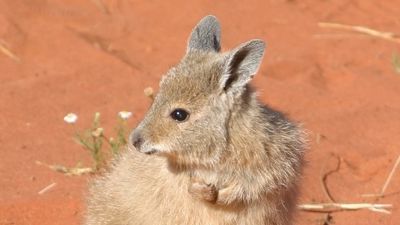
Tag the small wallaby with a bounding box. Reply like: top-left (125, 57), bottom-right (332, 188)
top-left (85, 15), bottom-right (305, 225)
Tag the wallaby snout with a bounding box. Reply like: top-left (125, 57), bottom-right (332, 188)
top-left (130, 130), bottom-right (143, 150)
top-left (130, 128), bottom-right (159, 155)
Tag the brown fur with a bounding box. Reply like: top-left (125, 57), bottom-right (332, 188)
top-left (85, 15), bottom-right (305, 225)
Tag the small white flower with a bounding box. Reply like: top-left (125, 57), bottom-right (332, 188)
top-left (64, 113), bottom-right (78, 124)
top-left (118, 111), bottom-right (133, 120)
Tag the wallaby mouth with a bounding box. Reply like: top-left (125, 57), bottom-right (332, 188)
top-left (129, 131), bottom-right (164, 155)
top-left (131, 143), bottom-right (159, 155)
top-left (137, 144), bottom-right (161, 155)
top-left (143, 149), bottom-right (158, 155)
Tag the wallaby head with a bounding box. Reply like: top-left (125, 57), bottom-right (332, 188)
top-left (130, 15), bottom-right (265, 169)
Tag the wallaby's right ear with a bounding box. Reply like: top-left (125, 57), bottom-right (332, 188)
top-left (219, 40), bottom-right (265, 96)
top-left (187, 15), bottom-right (221, 53)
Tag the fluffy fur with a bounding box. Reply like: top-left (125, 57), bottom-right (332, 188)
top-left (85, 15), bottom-right (305, 225)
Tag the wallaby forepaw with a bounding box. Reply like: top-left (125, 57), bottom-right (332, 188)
top-left (188, 181), bottom-right (218, 203)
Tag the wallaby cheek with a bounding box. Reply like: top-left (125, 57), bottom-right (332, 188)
top-left (138, 114), bottom-right (172, 149)
top-left (152, 122), bottom-right (177, 146)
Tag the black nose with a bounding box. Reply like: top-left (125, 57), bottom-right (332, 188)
top-left (131, 132), bottom-right (143, 149)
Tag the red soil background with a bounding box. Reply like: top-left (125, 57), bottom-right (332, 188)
top-left (1, 0), bottom-right (400, 224)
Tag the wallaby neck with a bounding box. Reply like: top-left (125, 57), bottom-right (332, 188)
top-left (221, 85), bottom-right (268, 169)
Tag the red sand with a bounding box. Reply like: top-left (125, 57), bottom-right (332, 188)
top-left (1, 1), bottom-right (399, 224)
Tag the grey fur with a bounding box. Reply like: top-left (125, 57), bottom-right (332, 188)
top-left (221, 40), bottom-right (265, 94)
top-left (187, 15), bottom-right (221, 53)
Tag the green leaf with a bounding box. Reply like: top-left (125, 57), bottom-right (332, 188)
top-left (74, 133), bottom-right (94, 151)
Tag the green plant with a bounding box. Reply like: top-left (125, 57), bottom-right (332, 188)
top-left (64, 111), bottom-right (131, 171)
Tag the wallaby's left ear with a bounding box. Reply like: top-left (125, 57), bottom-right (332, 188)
top-left (187, 15), bottom-right (221, 53)
top-left (220, 39), bottom-right (266, 94)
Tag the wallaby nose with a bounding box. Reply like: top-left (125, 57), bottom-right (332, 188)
top-left (130, 131), bottom-right (143, 150)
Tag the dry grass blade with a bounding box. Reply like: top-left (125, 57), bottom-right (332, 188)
top-left (38, 182), bottom-right (57, 195)
top-left (0, 40), bottom-right (20, 62)
top-left (380, 155), bottom-right (400, 195)
top-left (36, 161), bottom-right (94, 176)
top-left (299, 203), bottom-right (392, 214)
top-left (318, 22), bottom-right (400, 44)
top-left (362, 154), bottom-right (400, 199)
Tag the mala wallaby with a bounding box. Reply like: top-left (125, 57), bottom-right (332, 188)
top-left (85, 15), bottom-right (305, 225)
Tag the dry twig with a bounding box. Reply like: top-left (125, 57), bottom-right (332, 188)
top-left (36, 161), bottom-right (94, 176)
top-left (318, 22), bottom-right (400, 44)
top-left (320, 154), bottom-right (341, 203)
top-left (299, 203), bottom-right (392, 214)
top-left (302, 154), bottom-right (394, 217)
top-left (318, 154), bottom-right (342, 224)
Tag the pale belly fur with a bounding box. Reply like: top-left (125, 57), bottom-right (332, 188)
top-left (85, 148), bottom-right (269, 225)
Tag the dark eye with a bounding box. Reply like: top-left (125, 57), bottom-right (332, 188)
top-left (170, 108), bottom-right (189, 122)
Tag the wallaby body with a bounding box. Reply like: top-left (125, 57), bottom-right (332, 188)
top-left (85, 15), bottom-right (305, 225)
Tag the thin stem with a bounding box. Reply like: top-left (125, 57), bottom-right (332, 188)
top-left (380, 155), bottom-right (400, 195)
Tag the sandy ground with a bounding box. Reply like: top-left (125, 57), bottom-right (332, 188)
top-left (1, 0), bottom-right (400, 224)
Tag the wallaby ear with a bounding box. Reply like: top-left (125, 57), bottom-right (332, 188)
top-left (219, 40), bottom-right (265, 94)
top-left (187, 15), bottom-right (221, 53)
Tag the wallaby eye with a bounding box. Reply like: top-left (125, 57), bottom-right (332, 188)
top-left (170, 108), bottom-right (189, 122)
